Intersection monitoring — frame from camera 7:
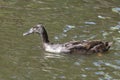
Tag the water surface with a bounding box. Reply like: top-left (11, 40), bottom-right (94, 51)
top-left (0, 0), bottom-right (120, 80)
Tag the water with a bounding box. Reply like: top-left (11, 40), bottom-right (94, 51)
top-left (0, 0), bottom-right (120, 80)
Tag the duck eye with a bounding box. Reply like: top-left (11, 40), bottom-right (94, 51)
top-left (33, 26), bottom-right (38, 29)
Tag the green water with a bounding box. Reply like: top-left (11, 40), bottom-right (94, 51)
top-left (0, 0), bottom-right (120, 80)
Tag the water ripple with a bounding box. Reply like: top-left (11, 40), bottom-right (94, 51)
top-left (63, 25), bottom-right (75, 33)
top-left (105, 62), bottom-right (120, 70)
top-left (44, 53), bottom-right (64, 59)
top-left (84, 21), bottom-right (96, 25)
top-left (112, 7), bottom-right (120, 14)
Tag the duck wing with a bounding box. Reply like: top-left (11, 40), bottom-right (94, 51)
top-left (64, 40), bottom-right (112, 53)
top-left (87, 40), bottom-right (112, 53)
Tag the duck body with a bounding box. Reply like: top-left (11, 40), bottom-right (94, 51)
top-left (23, 24), bottom-right (112, 54)
top-left (43, 43), bottom-right (70, 53)
top-left (43, 40), bottom-right (112, 54)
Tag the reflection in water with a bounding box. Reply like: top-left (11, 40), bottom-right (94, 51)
top-left (44, 52), bottom-right (64, 59)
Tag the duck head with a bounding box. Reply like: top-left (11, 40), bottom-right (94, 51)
top-left (23, 24), bottom-right (49, 43)
top-left (23, 24), bottom-right (45, 36)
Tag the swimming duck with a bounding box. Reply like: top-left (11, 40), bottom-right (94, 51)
top-left (23, 24), bottom-right (112, 54)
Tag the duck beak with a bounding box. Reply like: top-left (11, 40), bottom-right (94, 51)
top-left (23, 28), bottom-right (34, 36)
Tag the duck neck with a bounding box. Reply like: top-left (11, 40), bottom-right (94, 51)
top-left (39, 27), bottom-right (50, 43)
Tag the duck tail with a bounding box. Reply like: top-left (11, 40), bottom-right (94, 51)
top-left (105, 42), bottom-right (113, 51)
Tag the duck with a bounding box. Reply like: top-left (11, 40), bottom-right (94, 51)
top-left (23, 24), bottom-right (112, 54)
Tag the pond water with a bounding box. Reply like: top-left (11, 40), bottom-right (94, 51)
top-left (0, 0), bottom-right (120, 80)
